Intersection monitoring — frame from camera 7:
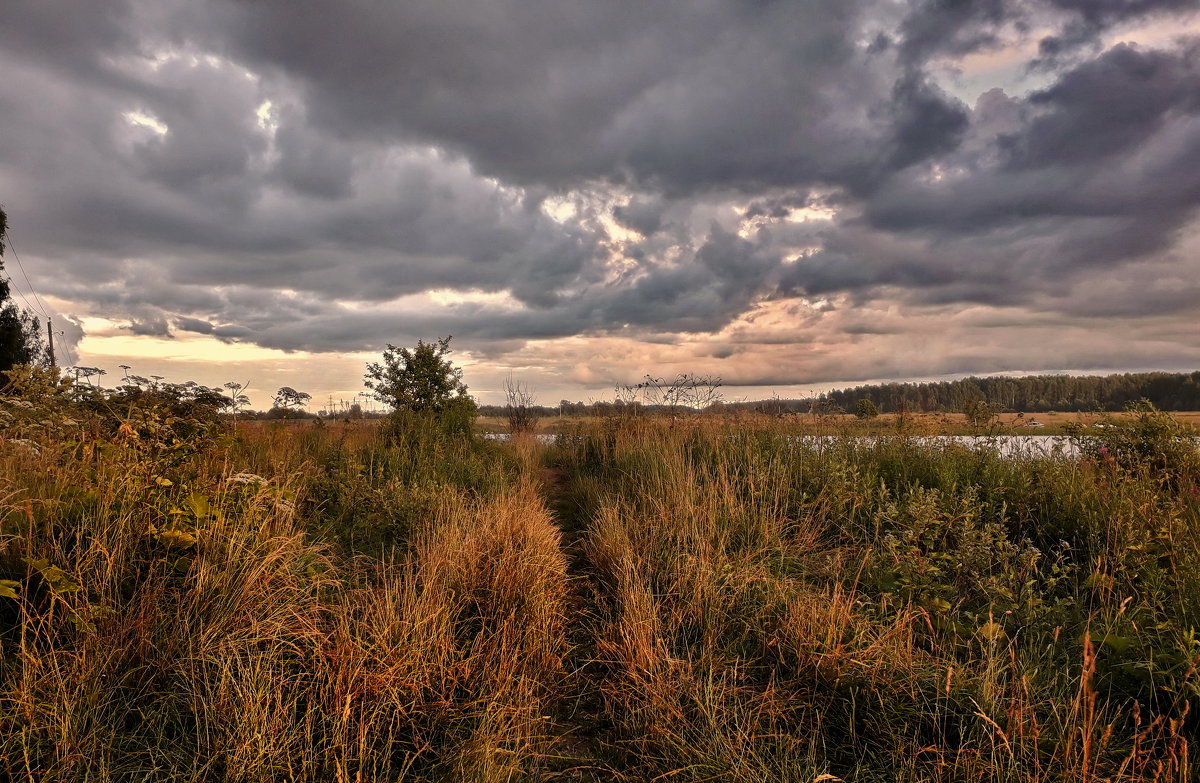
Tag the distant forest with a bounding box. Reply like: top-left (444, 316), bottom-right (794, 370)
top-left (814, 371), bottom-right (1200, 414)
top-left (489, 371), bottom-right (1200, 418)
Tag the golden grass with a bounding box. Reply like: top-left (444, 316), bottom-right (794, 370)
top-left (559, 418), bottom-right (1199, 781)
top-left (1, 409), bottom-right (1197, 781)
top-left (0, 424), bottom-right (568, 781)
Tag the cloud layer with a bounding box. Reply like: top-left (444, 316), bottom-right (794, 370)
top-left (2, 0), bottom-right (1199, 399)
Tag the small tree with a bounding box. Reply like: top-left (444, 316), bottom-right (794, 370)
top-left (365, 336), bottom-right (474, 414)
top-left (617, 373), bottom-right (723, 416)
top-left (855, 398), bottom-right (879, 420)
top-left (503, 374), bottom-right (537, 433)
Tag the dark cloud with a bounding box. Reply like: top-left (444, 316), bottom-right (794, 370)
top-left (793, 41), bottom-right (1200, 311)
top-left (890, 0), bottom-right (1200, 66)
top-left (0, 0), bottom-right (138, 73)
top-left (882, 71), bottom-right (971, 172)
top-left (198, 0), bottom-right (892, 195)
top-left (124, 315), bottom-right (173, 337)
top-left (1047, 0), bottom-right (1200, 25)
top-left (175, 316), bottom-right (214, 334)
top-left (612, 197), bottom-right (666, 236)
top-left (1038, 0), bottom-right (1200, 56)
top-left (262, 102), bottom-right (358, 200)
top-left (0, 0), bottom-right (1198, 386)
top-left (1014, 44), bottom-right (1200, 169)
top-left (896, 0), bottom-right (1010, 65)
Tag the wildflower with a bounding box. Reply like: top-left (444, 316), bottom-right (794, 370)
top-left (7, 438), bottom-right (40, 456)
top-left (227, 472), bottom-right (268, 486)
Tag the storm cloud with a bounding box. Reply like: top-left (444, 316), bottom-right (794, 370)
top-left (1, 0), bottom-right (1199, 397)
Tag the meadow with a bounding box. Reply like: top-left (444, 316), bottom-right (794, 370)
top-left (1, 376), bottom-right (1198, 781)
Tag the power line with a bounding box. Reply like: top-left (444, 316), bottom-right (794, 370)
top-left (0, 270), bottom-right (41, 316)
top-left (0, 269), bottom-right (72, 366)
top-left (1, 228), bottom-right (78, 367)
top-left (1, 230), bottom-right (50, 319)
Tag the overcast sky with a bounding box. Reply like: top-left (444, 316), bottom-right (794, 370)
top-left (2, 0), bottom-right (1199, 407)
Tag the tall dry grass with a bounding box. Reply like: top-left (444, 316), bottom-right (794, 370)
top-left (0, 420), bottom-right (568, 782)
top-left (556, 417), bottom-right (1199, 781)
top-left (3, 400), bottom-right (1198, 781)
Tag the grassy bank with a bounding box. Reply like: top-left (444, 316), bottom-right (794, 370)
top-left (489, 409), bottom-right (1200, 437)
top-left (553, 415), bottom-right (1199, 780)
top-left (2, 391), bottom-right (1198, 780)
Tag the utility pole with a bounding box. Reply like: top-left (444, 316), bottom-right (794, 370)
top-left (46, 318), bottom-right (56, 367)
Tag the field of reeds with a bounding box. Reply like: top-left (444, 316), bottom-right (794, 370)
top-left (2, 377), bottom-right (1198, 781)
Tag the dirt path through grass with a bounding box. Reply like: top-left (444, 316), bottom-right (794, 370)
top-left (524, 451), bottom-right (620, 781)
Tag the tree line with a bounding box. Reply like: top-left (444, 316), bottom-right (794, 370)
top-left (816, 371), bottom-right (1200, 414)
top-left (493, 371), bottom-right (1200, 419)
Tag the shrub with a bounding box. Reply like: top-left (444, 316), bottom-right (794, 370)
top-left (364, 336), bottom-right (476, 415)
top-left (1075, 398), bottom-right (1199, 483)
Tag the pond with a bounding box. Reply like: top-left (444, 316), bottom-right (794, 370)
top-left (484, 432), bottom-right (1084, 457)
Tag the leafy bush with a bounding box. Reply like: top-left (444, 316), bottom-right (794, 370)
top-left (364, 336), bottom-right (476, 415)
top-left (873, 486), bottom-right (1044, 619)
top-left (1074, 398), bottom-right (1199, 482)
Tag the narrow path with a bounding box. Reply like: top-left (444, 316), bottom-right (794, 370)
top-left (526, 452), bottom-right (621, 781)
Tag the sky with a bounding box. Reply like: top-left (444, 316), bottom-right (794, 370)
top-left (2, 0), bottom-right (1199, 409)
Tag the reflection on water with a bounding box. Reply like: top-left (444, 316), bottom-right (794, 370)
top-left (486, 432), bottom-right (1083, 457)
top-left (486, 432), bottom-right (1200, 460)
top-left (793, 434), bottom-right (1082, 458)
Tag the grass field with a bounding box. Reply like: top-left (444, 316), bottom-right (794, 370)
top-left (2, 394), bottom-right (1199, 781)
